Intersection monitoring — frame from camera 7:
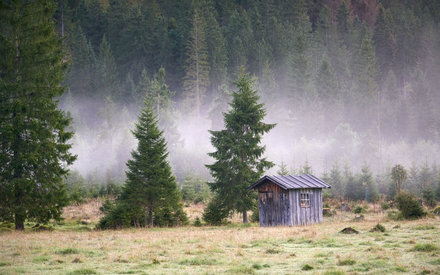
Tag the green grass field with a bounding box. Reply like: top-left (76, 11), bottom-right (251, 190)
top-left (1, 205), bottom-right (439, 274)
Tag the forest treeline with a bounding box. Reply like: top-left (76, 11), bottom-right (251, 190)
top-left (3, 0), bottom-right (440, 230)
top-left (56, 0), bottom-right (440, 192)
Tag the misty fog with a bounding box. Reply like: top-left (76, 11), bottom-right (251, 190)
top-left (57, 0), bottom-right (440, 186)
top-left (61, 78), bottom-right (440, 185)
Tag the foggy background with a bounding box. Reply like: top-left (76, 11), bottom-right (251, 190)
top-left (56, 0), bottom-right (440, 186)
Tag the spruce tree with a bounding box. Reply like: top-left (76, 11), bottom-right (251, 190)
top-left (277, 162), bottom-right (289, 176)
top-left (206, 72), bottom-right (275, 223)
top-left (329, 162), bottom-right (344, 199)
top-left (289, 23), bottom-right (312, 104)
top-left (0, 0), bottom-right (76, 230)
top-left (315, 54), bottom-right (338, 103)
top-left (183, 9), bottom-right (210, 118)
top-left (336, 1), bottom-right (351, 47)
top-left (146, 67), bottom-right (181, 153)
top-left (99, 97), bottom-right (186, 228)
top-left (67, 26), bottom-right (96, 98)
top-left (373, 5), bottom-right (396, 83)
top-left (360, 165), bottom-right (378, 202)
top-left (96, 35), bottom-right (119, 100)
top-left (344, 172), bottom-right (364, 201)
top-left (391, 164), bottom-right (407, 195)
top-left (300, 160), bottom-right (313, 175)
top-left (203, 6), bottom-right (228, 92)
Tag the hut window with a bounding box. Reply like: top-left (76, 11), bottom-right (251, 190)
top-left (300, 192), bottom-right (311, 207)
top-left (259, 191), bottom-right (273, 204)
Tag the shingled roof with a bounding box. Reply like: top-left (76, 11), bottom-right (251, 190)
top-left (249, 174), bottom-right (331, 190)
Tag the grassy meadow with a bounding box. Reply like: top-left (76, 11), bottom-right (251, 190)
top-left (1, 201), bottom-right (439, 274)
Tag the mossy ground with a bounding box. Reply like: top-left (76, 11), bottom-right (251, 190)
top-left (0, 205), bottom-right (439, 274)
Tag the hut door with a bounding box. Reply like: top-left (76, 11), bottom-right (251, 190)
top-left (259, 191), bottom-right (273, 226)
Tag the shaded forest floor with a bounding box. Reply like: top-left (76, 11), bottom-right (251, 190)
top-left (0, 204), bottom-right (439, 274)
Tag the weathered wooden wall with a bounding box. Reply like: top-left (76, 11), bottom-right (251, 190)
top-left (289, 188), bottom-right (322, 225)
top-left (258, 182), bottom-right (290, 226)
top-left (258, 181), bottom-right (324, 226)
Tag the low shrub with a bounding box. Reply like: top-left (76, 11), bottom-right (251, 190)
top-left (301, 264), bottom-right (314, 270)
top-left (353, 205), bottom-right (365, 214)
top-left (98, 201), bottom-right (188, 229)
top-left (395, 192), bottom-right (425, 219)
top-left (381, 202), bottom-right (390, 210)
top-left (265, 248), bottom-right (281, 254)
top-left (252, 263), bottom-right (270, 270)
top-left (193, 217), bottom-right (202, 227)
top-left (370, 223), bottom-right (386, 232)
top-left (323, 208), bottom-right (333, 217)
top-left (339, 227), bottom-right (359, 234)
top-left (202, 197), bottom-right (229, 225)
top-left (433, 206), bottom-right (440, 215)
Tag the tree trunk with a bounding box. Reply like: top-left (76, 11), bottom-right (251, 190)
top-left (148, 207), bottom-right (153, 228)
top-left (15, 212), bottom-right (25, 230)
top-left (243, 210), bottom-right (248, 223)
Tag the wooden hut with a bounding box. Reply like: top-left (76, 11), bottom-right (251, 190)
top-left (249, 175), bottom-right (330, 226)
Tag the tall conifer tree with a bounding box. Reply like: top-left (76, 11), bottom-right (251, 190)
top-left (206, 72), bottom-right (275, 223)
top-left (0, 0), bottom-right (76, 230)
top-left (99, 97), bottom-right (186, 228)
top-left (97, 35), bottom-right (119, 100)
top-left (183, 9), bottom-right (210, 117)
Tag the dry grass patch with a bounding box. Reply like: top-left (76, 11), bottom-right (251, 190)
top-left (0, 209), bottom-right (439, 274)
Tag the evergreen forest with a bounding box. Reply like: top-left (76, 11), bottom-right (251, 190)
top-left (4, 0), bottom-right (440, 215)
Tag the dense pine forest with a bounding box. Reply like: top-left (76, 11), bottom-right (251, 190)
top-left (53, 0), bottom-right (440, 201)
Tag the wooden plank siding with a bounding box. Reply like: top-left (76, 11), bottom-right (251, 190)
top-left (258, 180), bottom-right (324, 226)
top-left (258, 182), bottom-right (290, 226)
top-left (289, 189), bottom-right (322, 225)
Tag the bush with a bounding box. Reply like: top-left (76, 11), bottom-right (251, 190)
top-left (395, 192), bottom-right (425, 219)
top-left (202, 197), bottom-right (229, 225)
top-left (154, 204), bottom-right (189, 227)
top-left (381, 202), bottom-right (390, 210)
top-left (301, 264), bottom-right (314, 271)
top-left (99, 199), bottom-right (115, 215)
top-left (97, 202), bottom-right (133, 229)
top-left (193, 217), bottom-right (202, 227)
top-left (370, 223), bottom-right (386, 232)
top-left (433, 206), bottom-right (440, 215)
top-left (353, 205), bottom-right (364, 214)
top-left (98, 200), bottom-right (188, 229)
top-left (323, 208), bottom-right (333, 217)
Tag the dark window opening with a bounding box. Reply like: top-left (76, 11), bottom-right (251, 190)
top-left (259, 191), bottom-right (273, 205)
top-left (300, 192), bottom-right (311, 208)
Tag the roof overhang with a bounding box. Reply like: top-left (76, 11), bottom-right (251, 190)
top-left (249, 174), bottom-right (331, 190)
